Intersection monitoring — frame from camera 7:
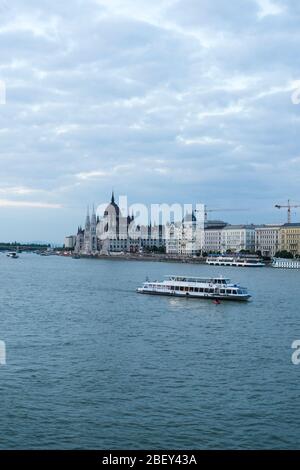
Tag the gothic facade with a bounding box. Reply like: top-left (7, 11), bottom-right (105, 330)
top-left (74, 192), bottom-right (165, 255)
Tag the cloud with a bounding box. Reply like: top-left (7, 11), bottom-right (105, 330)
top-left (256, 0), bottom-right (285, 19)
top-left (0, 185), bottom-right (41, 195)
top-left (75, 163), bottom-right (135, 180)
top-left (76, 170), bottom-right (108, 180)
top-left (0, 0), bottom-right (299, 241)
top-left (0, 199), bottom-right (62, 208)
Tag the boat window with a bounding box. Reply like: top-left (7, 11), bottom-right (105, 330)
top-left (220, 289), bottom-right (225, 294)
top-left (204, 288), bottom-right (209, 293)
top-left (209, 289), bottom-right (214, 293)
top-left (227, 290), bottom-right (232, 294)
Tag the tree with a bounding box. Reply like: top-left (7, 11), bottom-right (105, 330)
top-left (275, 250), bottom-right (294, 259)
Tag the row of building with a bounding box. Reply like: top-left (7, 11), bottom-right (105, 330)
top-left (203, 221), bottom-right (300, 257)
top-left (166, 219), bottom-right (300, 257)
top-left (64, 193), bottom-right (300, 257)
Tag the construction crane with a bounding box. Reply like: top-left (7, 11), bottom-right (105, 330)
top-left (195, 207), bottom-right (249, 222)
top-left (275, 200), bottom-right (300, 224)
top-left (205, 207), bottom-right (249, 221)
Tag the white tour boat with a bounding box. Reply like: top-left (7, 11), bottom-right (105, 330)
top-left (206, 255), bottom-right (265, 267)
top-left (137, 275), bottom-right (251, 301)
top-left (272, 258), bottom-right (300, 269)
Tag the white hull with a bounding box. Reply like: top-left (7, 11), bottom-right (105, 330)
top-left (207, 261), bottom-right (264, 267)
top-left (137, 288), bottom-right (250, 301)
top-left (137, 275), bottom-right (251, 302)
top-left (272, 266), bottom-right (300, 269)
top-left (272, 258), bottom-right (300, 269)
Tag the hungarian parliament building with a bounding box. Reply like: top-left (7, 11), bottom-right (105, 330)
top-left (73, 192), bottom-right (168, 255)
top-left (69, 192), bottom-right (205, 256)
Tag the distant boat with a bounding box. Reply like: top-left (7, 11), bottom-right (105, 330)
top-left (7, 252), bottom-right (19, 259)
top-left (272, 258), bottom-right (300, 269)
top-left (206, 255), bottom-right (265, 267)
top-left (72, 254), bottom-right (80, 259)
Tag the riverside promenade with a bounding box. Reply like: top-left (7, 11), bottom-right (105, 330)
top-left (61, 252), bottom-right (208, 264)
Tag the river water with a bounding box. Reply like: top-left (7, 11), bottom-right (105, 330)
top-left (0, 253), bottom-right (299, 449)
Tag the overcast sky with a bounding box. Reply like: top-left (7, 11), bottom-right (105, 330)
top-left (0, 0), bottom-right (299, 242)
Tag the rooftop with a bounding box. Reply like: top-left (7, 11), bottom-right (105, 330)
top-left (222, 224), bottom-right (256, 230)
top-left (282, 223), bottom-right (300, 227)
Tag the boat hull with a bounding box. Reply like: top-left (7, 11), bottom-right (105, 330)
top-left (137, 289), bottom-right (251, 301)
top-left (206, 261), bottom-right (264, 267)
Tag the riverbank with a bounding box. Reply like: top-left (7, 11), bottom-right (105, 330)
top-left (63, 253), bottom-right (208, 264)
top-left (59, 252), bottom-right (273, 266)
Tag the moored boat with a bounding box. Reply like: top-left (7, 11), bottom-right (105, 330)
top-left (272, 258), bottom-right (300, 269)
top-left (6, 252), bottom-right (19, 259)
top-left (137, 275), bottom-right (251, 301)
top-left (206, 255), bottom-right (265, 267)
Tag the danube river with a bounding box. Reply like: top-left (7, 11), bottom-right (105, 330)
top-left (0, 253), bottom-right (299, 449)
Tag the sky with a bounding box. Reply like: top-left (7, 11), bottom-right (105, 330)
top-left (0, 0), bottom-right (300, 243)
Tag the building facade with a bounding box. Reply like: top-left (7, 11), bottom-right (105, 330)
top-left (137, 224), bottom-right (166, 251)
top-left (165, 212), bottom-right (204, 255)
top-left (74, 193), bottom-right (166, 255)
top-left (203, 220), bottom-right (228, 254)
top-left (81, 206), bottom-right (98, 254)
top-left (64, 235), bottom-right (76, 249)
top-left (221, 225), bottom-right (256, 253)
top-left (165, 222), bottom-right (181, 254)
top-left (255, 225), bottom-right (281, 257)
top-left (279, 223), bottom-right (300, 256)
